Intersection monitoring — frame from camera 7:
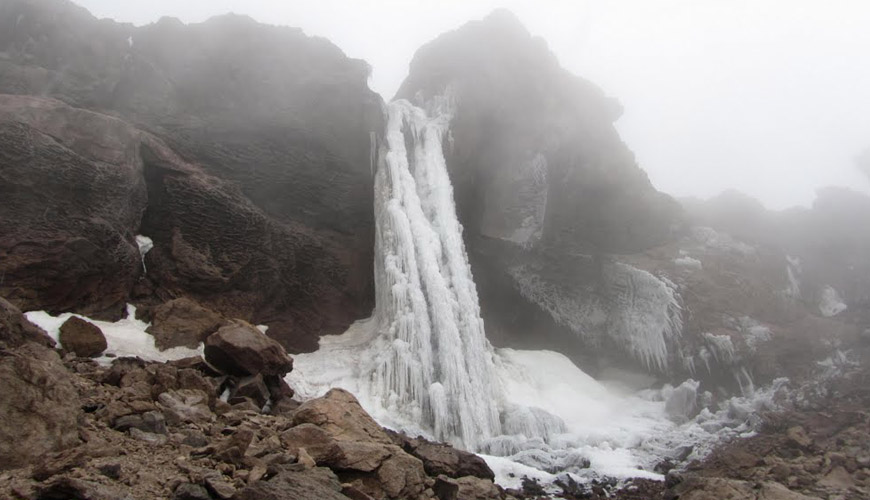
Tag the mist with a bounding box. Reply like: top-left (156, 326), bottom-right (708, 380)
top-left (72, 0), bottom-right (870, 210)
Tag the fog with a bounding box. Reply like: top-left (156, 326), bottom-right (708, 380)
top-left (74, 0), bottom-right (870, 210)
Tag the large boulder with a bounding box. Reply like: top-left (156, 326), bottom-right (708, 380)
top-left (389, 432), bottom-right (494, 480)
top-left (59, 316), bottom-right (107, 357)
top-left (0, 296), bottom-right (55, 348)
top-left (146, 297), bottom-right (227, 350)
top-left (204, 323), bottom-right (293, 377)
top-left (292, 389), bottom-right (392, 445)
top-left (0, 344), bottom-right (81, 469)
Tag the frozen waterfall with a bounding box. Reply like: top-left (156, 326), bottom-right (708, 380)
top-left (370, 97), bottom-right (501, 447)
top-left (289, 97), bottom-right (501, 449)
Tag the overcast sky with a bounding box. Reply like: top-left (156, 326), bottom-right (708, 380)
top-left (74, 0), bottom-right (870, 210)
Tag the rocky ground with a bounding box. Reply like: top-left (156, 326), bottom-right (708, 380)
top-left (0, 297), bottom-right (514, 500)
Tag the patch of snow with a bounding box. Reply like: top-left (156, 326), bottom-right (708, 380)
top-left (673, 256), bottom-right (702, 270)
top-left (691, 227), bottom-right (755, 255)
top-left (135, 235), bottom-right (153, 274)
top-left (255, 324), bottom-right (269, 334)
top-left (25, 304), bottom-right (202, 365)
top-left (784, 255), bottom-right (802, 298)
top-left (819, 286), bottom-right (847, 317)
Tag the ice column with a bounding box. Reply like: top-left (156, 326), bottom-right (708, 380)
top-left (371, 98), bottom-right (501, 449)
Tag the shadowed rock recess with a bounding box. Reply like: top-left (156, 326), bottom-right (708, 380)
top-left (0, 0), bottom-right (381, 351)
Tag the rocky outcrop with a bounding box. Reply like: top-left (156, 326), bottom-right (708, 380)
top-left (0, 296), bottom-right (54, 348)
top-left (146, 298), bottom-right (228, 350)
top-left (0, 344), bottom-right (81, 469)
top-left (59, 316), bottom-right (107, 357)
top-left (0, 0), bottom-right (381, 350)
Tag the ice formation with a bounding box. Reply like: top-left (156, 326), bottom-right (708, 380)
top-left (289, 95), bottom-right (778, 486)
top-left (819, 286), bottom-right (847, 317)
top-left (290, 97), bottom-right (501, 448)
top-left (136, 235), bottom-right (154, 274)
top-left (784, 255), bottom-right (802, 298)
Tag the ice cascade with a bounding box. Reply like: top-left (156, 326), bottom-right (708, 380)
top-left (370, 97), bottom-right (502, 447)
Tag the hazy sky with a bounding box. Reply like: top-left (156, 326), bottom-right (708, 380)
top-left (74, 0), bottom-right (870, 210)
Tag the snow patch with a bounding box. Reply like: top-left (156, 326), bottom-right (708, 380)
top-left (673, 256), bottom-right (702, 270)
top-left (25, 304), bottom-right (202, 365)
top-left (819, 286), bottom-right (847, 317)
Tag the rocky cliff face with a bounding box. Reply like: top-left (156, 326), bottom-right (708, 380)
top-left (0, 0), bottom-right (381, 351)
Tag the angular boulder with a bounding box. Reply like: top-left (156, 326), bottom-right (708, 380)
top-left (59, 316), bottom-right (107, 357)
top-left (233, 467), bottom-right (349, 500)
top-left (291, 388), bottom-right (391, 444)
top-left (146, 297), bottom-right (227, 350)
top-left (204, 323), bottom-right (293, 377)
top-left (0, 344), bottom-right (81, 469)
top-left (0, 296), bottom-right (55, 348)
top-left (390, 432), bottom-right (494, 480)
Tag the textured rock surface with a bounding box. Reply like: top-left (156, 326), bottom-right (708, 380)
top-left (59, 316), bottom-right (107, 357)
top-left (0, 296), bottom-right (55, 348)
top-left (0, 0), bottom-right (381, 350)
top-left (204, 323), bottom-right (293, 377)
top-left (0, 344), bottom-right (81, 469)
top-left (146, 298), bottom-right (227, 350)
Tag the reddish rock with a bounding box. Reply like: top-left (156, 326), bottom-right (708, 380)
top-left (0, 296), bottom-right (55, 348)
top-left (204, 323), bottom-right (293, 377)
top-left (59, 316), bottom-right (107, 357)
top-left (0, 344), bottom-right (81, 469)
top-left (146, 297), bottom-right (227, 350)
top-left (291, 388), bottom-right (391, 445)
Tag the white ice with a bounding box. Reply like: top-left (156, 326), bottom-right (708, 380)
top-left (289, 95), bottom-right (781, 487)
top-left (25, 304), bottom-right (202, 365)
top-left (819, 286), bottom-right (847, 317)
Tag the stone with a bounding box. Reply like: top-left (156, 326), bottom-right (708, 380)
top-left (34, 476), bottom-right (130, 500)
top-left (392, 433), bottom-right (495, 480)
top-left (263, 374), bottom-right (294, 401)
top-left (787, 426), bottom-right (813, 449)
top-left (158, 389), bottom-right (214, 425)
top-left (455, 476), bottom-right (502, 500)
top-left (204, 473), bottom-right (236, 499)
top-left (113, 411), bottom-right (168, 435)
top-left (129, 427), bottom-right (168, 445)
top-left (0, 344), bottom-right (81, 469)
top-left (173, 483), bottom-right (212, 500)
top-left (59, 316), bottom-right (107, 357)
top-left (0, 297), bottom-right (55, 348)
top-left (291, 388), bottom-right (391, 444)
top-left (233, 467), bottom-right (349, 500)
top-left (434, 475), bottom-right (460, 500)
top-left (204, 323), bottom-right (293, 377)
top-left (146, 298), bottom-right (227, 350)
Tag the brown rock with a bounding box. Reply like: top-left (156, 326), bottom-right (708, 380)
top-left (454, 476), bottom-right (501, 500)
top-left (374, 452), bottom-right (428, 499)
top-left (392, 433), bottom-right (495, 480)
top-left (158, 389), bottom-right (214, 425)
top-left (35, 476), bottom-right (130, 500)
top-left (59, 316), bottom-right (107, 357)
top-left (204, 323), bottom-right (293, 377)
top-left (291, 388), bottom-right (391, 444)
top-left (232, 467), bottom-right (349, 500)
top-left (786, 426), bottom-right (813, 449)
top-left (230, 375), bottom-right (270, 409)
top-left (0, 344), bottom-right (81, 469)
top-left (0, 296), bottom-right (55, 348)
top-left (147, 298), bottom-right (227, 350)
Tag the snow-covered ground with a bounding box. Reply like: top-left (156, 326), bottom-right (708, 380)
top-left (25, 304), bottom-right (202, 365)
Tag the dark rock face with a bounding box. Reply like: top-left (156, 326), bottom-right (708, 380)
top-left (0, 344), bottom-right (81, 469)
top-left (204, 323), bottom-right (294, 377)
top-left (146, 298), bottom-right (227, 350)
top-left (0, 296), bottom-right (55, 348)
top-left (59, 316), bottom-right (107, 358)
top-left (0, 95), bottom-right (148, 320)
top-left (0, 0), bottom-right (381, 350)
top-left (388, 431), bottom-right (495, 480)
top-left (394, 10), bottom-right (681, 366)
